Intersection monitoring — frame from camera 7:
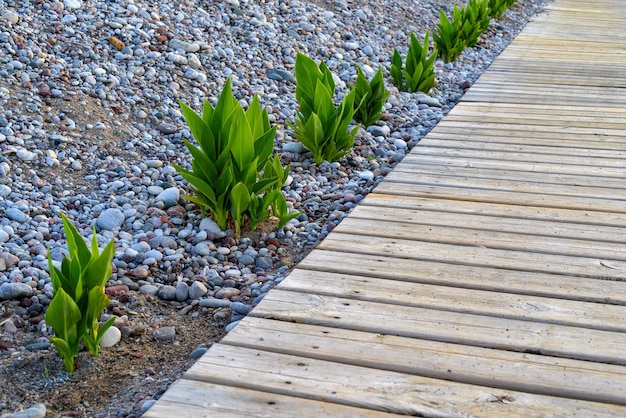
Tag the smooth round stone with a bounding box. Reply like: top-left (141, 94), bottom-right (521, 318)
top-left (138, 284), bottom-right (159, 296)
top-left (199, 217), bottom-right (226, 238)
top-left (99, 326), bottom-right (122, 348)
top-left (158, 285), bottom-right (177, 300)
top-left (64, 0), bottom-right (83, 9)
top-left (0, 185), bottom-right (11, 197)
top-left (255, 256), bottom-right (273, 270)
top-left (198, 298), bottom-right (231, 308)
top-left (155, 187), bottom-right (179, 208)
top-left (188, 281), bottom-right (208, 299)
top-left (3, 402), bottom-right (46, 418)
top-left (2, 10), bottom-right (19, 24)
top-left (358, 170), bottom-right (375, 181)
top-left (144, 249), bottom-right (164, 261)
top-left (153, 326), bottom-right (176, 341)
top-left (188, 54), bottom-right (202, 70)
top-left (366, 125), bottom-right (391, 137)
top-left (5, 207), bottom-right (29, 222)
top-left (189, 347), bottom-right (207, 359)
top-left (140, 400), bottom-right (157, 413)
top-left (237, 254), bottom-right (255, 265)
top-left (230, 301), bottom-right (250, 315)
top-left (97, 208), bottom-right (125, 230)
top-left (192, 242), bottom-right (212, 256)
top-left (0, 282), bottom-right (33, 300)
top-left (157, 123), bottom-right (177, 135)
top-left (282, 142), bottom-right (305, 153)
top-left (147, 185), bottom-right (163, 196)
top-left (176, 281), bottom-right (189, 301)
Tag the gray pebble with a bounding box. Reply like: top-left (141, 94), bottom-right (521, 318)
top-left (97, 208), bottom-right (125, 230)
top-left (189, 347), bottom-right (207, 359)
top-left (176, 281), bottom-right (189, 301)
top-left (158, 285), bottom-right (177, 300)
top-left (255, 256), bottom-right (273, 270)
top-left (230, 301), bottom-right (250, 315)
top-left (99, 326), bottom-right (122, 348)
top-left (188, 281), bottom-right (208, 299)
top-left (198, 298), bottom-right (231, 309)
top-left (138, 284), bottom-right (159, 296)
top-left (0, 282), bottom-right (33, 300)
top-left (153, 326), bottom-right (176, 341)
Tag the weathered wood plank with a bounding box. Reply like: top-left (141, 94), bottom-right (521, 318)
top-left (334, 215), bottom-right (626, 262)
top-left (351, 201), bottom-right (626, 242)
top-left (400, 154), bottom-right (626, 178)
top-left (361, 193), bottom-right (626, 227)
top-left (427, 120), bottom-right (626, 138)
top-left (251, 289), bottom-right (626, 365)
top-left (224, 318), bottom-right (626, 405)
top-left (375, 178), bottom-right (626, 213)
top-left (318, 233), bottom-right (626, 281)
top-left (143, 380), bottom-right (393, 418)
top-left (297, 250), bottom-right (626, 305)
top-left (278, 269), bottom-right (626, 332)
top-left (393, 162), bottom-right (626, 189)
top-left (186, 344), bottom-right (626, 417)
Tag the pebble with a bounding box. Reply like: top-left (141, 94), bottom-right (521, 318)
top-left (189, 347), bottom-right (207, 359)
top-left (199, 217), bottom-right (226, 238)
top-left (5, 208), bottom-right (29, 223)
top-left (188, 281), bottom-right (208, 299)
top-left (153, 326), bottom-right (176, 341)
top-left (0, 283), bottom-right (33, 300)
top-left (2, 11), bottom-right (20, 25)
top-left (1, 403), bottom-right (46, 418)
top-left (99, 326), bottom-right (122, 348)
top-left (155, 187), bottom-right (180, 208)
top-left (97, 208), bottom-right (125, 230)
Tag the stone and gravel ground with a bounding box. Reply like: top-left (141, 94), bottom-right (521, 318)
top-left (0, 0), bottom-right (549, 416)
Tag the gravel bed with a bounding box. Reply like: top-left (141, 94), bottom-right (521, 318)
top-left (0, 0), bottom-right (550, 416)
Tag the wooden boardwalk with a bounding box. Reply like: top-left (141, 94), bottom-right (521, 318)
top-left (145, 0), bottom-right (626, 416)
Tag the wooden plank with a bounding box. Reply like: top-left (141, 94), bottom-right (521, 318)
top-left (318, 233), bottom-right (626, 281)
top-left (393, 163), bottom-right (626, 190)
top-left (186, 344), bottom-right (626, 417)
top-left (251, 289), bottom-right (626, 365)
top-left (375, 177), bottom-right (626, 212)
top-left (278, 269), bottom-right (626, 332)
top-left (424, 131), bottom-right (626, 151)
top-left (361, 193), bottom-right (626, 228)
top-left (441, 112), bottom-right (626, 130)
top-left (427, 120), bottom-right (626, 138)
top-left (377, 172), bottom-right (626, 205)
top-left (400, 154), bottom-right (626, 178)
top-left (349, 203), bottom-right (626, 244)
top-left (407, 140), bottom-right (626, 165)
top-left (224, 318), bottom-right (626, 405)
top-left (143, 380), bottom-right (393, 418)
top-left (298, 250), bottom-right (626, 305)
top-left (334, 215), bottom-right (626, 262)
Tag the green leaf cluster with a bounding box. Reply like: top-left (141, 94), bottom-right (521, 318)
top-left (457, 0), bottom-right (491, 47)
top-left (488, 0), bottom-right (517, 19)
top-left (391, 32), bottom-right (438, 94)
top-left (351, 67), bottom-right (390, 127)
top-left (289, 52), bottom-right (359, 164)
top-left (433, 7), bottom-right (468, 62)
top-left (45, 213), bottom-right (116, 373)
top-left (174, 78), bottom-right (298, 235)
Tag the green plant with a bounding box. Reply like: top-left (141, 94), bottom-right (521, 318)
top-left (45, 213), bottom-right (116, 372)
top-left (457, 0), bottom-right (491, 47)
top-left (433, 7), bottom-right (467, 62)
top-left (174, 78), bottom-right (297, 234)
top-left (290, 52), bottom-right (359, 164)
top-left (351, 67), bottom-right (390, 127)
top-left (488, 0), bottom-right (516, 19)
top-left (391, 31), bottom-right (438, 93)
